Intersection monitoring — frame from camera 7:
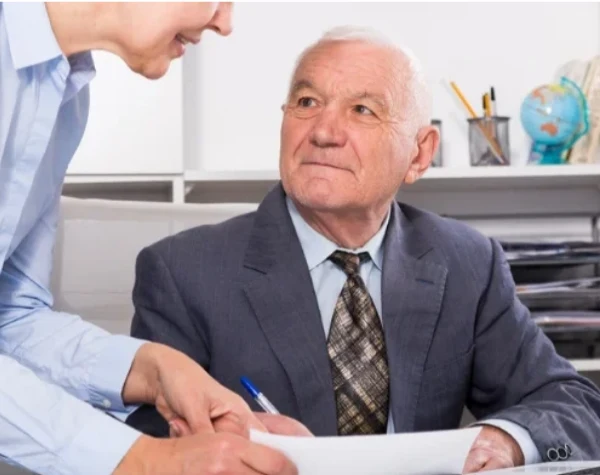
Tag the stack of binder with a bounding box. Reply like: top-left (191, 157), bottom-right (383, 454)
top-left (501, 241), bottom-right (600, 359)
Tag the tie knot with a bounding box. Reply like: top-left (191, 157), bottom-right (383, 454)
top-left (329, 251), bottom-right (370, 276)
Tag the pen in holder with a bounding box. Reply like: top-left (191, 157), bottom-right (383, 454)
top-left (468, 116), bottom-right (510, 166)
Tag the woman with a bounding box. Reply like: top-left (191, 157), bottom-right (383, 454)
top-left (0, 3), bottom-right (300, 474)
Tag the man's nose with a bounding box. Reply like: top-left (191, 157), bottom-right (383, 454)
top-left (309, 108), bottom-right (348, 148)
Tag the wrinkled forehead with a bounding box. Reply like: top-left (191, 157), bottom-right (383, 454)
top-left (289, 41), bottom-right (408, 108)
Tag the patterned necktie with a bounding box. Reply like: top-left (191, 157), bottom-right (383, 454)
top-left (327, 250), bottom-right (390, 435)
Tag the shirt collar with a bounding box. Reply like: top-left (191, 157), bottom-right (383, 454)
top-left (286, 196), bottom-right (391, 271)
top-left (4, 2), bottom-right (66, 70)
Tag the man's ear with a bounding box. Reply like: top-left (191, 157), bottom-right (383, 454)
top-left (403, 125), bottom-right (440, 185)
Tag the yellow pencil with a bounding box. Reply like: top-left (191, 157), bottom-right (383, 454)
top-left (484, 93), bottom-right (492, 118)
top-left (483, 93), bottom-right (494, 137)
top-left (450, 81), bottom-right (478, 118)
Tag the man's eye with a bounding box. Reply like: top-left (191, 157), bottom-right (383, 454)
top-left (298, 97), bottom-right (316, 107)
top-left (354, 104), bottom-right (374, 116)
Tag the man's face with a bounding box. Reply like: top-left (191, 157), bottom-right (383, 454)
top-left (114, 2), bottom-right (233, 79)
top-left (280, 40), bottom-right (436, 213)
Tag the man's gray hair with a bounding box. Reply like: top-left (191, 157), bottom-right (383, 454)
top-left (290, 26), bottom-right (432, 133)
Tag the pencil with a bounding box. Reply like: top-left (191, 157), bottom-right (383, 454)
top-left (482, 93), bottom-right (494, 139)
top-left (484, 93), bottom-right (492, 118)
top-left (450, 81), bottom-right (478, 118)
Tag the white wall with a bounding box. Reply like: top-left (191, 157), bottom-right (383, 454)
top-left (186, 2), bottom-right (600, 172)
top-left (67, 51), bottom-right (183, 175)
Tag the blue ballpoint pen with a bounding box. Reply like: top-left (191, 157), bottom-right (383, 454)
top-left (240, 376), bottom-right (280, 414)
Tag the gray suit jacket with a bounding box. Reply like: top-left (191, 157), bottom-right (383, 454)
top-left (128, 184), bottom-right (600, 461)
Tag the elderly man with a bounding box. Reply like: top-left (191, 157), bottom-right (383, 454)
top-left (128, 27), bottom-right (600, 472)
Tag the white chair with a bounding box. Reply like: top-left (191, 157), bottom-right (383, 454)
top-left (51, 196), bottom-right (258, 334)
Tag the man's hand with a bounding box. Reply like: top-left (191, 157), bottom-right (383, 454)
top-left (114, 433), bottom-right (298, 475)
top-left (122, 343), bottom-right (264, 435)
top-left (463, 425), bottom-right (525, 473)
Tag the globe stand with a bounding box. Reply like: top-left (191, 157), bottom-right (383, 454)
top-left (529, 142), bottom-right (569, 165)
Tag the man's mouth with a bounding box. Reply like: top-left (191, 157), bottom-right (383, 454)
top-left (304, 161), bottom-right (347, 171)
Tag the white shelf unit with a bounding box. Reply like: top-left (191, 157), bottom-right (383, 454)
top-left (419, 164), bottom-right (600, 190)
top-left (184, 164), bottom-right (600, 188)
top-left (177, 165), bottom-right (600, 220)
top-left (183, 164), bottom-right (600, 192)
top-left (64, 174), bottom-right (181, 184)
top-left (184, 169), bottom-right (279, 182)
top-left (63, 175), bottom-right (187, 203)
top-left (571, 359), bottom-right (600, 372)
top-left (63, 165), bottom-right (600, 216)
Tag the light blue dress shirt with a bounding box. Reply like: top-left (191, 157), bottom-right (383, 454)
top-left (286, 197), bottom-right (541, 464)
top-left (0, 3), bottom-right (144, 474)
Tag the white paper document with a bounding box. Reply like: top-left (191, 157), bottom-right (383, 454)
top-left (481, 461), bottom-right (600, 475)
top-left (250, 427), bottom-right (481, 475)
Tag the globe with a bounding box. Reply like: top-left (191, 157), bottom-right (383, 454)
top-left (520, 77), bottom-right (589, 164)
top-left (520, 83), bottom-right (583, 146)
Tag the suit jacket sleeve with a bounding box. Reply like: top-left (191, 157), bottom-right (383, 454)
top-left (127, 243), bottom-right (211, 437)
top-left (469, 238), bottom-right (600, 460)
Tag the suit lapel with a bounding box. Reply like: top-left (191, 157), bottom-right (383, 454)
top-left (382, 203), bottom-right (448, 432)
top-left (242, 185), bottom-right (338, 435)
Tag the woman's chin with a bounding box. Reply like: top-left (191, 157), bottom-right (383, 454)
top-left (130, 56), bottom-right (172, 80)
